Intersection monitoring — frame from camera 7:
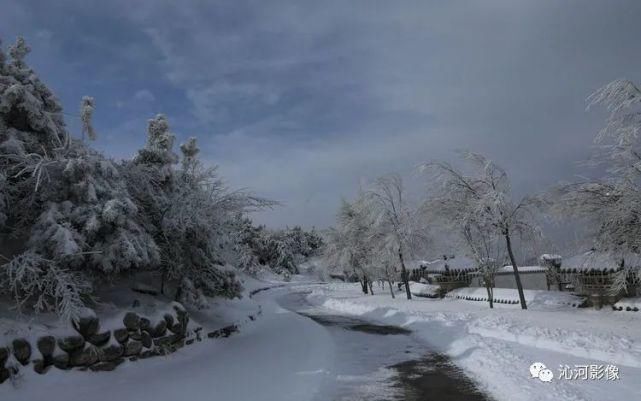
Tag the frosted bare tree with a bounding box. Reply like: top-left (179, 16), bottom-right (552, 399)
top-left (366, 174), bottom-right (428, 300)
top-left (368, 239), bottom-right (400, 299)
top-left (552, 80), bottom-right (641, 294)
top-left (325, 195), bottom-right (378, 294)
top-left (422, 153), bottom-right (540, 309)
top-left (461, 221), bottom-right (504, 308)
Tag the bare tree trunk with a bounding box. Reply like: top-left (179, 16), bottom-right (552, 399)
top-left (174, 280), bottom-right (183, 302)
top-left (398, 248), bottom-right (412, 300)
top-left (504, 232), bottom-right (527, 310)
top-left (361, 277), bottom-right (369, 294)
top-left (485, 285), bottom-right (494, 308)
top-left (387, 276), bottom-right (395, 299)
top-left (160, 268), bottom-right (168, 295)
top-left (368, 281), bottom-right (374, 295)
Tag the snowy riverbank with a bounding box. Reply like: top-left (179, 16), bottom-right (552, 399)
top-left (304, 282), bottom-right (641, 401)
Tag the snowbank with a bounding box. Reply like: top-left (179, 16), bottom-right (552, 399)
top-left (498, 265), bottom-right (546, 273)
top-left (304, 282), bottom-right (641, 401)
top-left (408, 282), bottom-right (440, 298)
top-left (613, 297), bottom-right (641, 312)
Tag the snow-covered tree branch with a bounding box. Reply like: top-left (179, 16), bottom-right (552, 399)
top-left (0, 36), bottom-right (274, 318)
top-left (421, 152), bottom-right (541, 309)
top-left (551, 79), bottom-right (641, 294)
top-left (366, 174), bottom-right (429, 299)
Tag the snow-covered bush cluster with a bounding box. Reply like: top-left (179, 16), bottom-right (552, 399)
top-left (0, 37), bottom-right (270, 320)
top-left (227, 217), bottom-right (324, 275)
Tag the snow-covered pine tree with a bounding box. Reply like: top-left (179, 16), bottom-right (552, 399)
top-left (0, 37), bottom-right (159, 320)
top-left (304, 227), bottom-right (324, 255)
top-left (126, 123), bottom-right (272, 304)
top-left (124, 114), bottom-right (181, 295)
top-left (166, 135), bottom-right (244, 303)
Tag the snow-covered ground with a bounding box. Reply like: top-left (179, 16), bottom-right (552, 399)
top-left (3, 275), bottom-right (640, 401)
top-left (304, 282), bottom-right (641, 401)
top-left (0, 277), bottom-right (333, 401)
top-left (613, 297), bottom-right (641, 312)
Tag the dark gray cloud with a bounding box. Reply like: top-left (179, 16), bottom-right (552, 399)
top-left (2, 1), bottom-right (641, 228)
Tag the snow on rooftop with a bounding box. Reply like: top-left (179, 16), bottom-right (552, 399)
top-left (406, 260), bottom-right (431, 270)
top-left (498, 265), bottom-right (546, 273)
top-left (423, 255), bottom-right (477, 273)
top-left (561, 250), bottom-right (641, 272)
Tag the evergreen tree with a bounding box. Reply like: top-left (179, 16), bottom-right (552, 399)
top-left (0, 37), bottom-right (158, 320)
top-left (125, 121), bottom-right (267, 304)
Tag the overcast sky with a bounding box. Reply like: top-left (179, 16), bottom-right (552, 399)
top-left (2, 1), bottom-right (641, 228)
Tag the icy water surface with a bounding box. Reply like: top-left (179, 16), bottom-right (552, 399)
top-left (277, 291), bottom-right (490, 401)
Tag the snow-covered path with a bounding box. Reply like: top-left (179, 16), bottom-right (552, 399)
top-left (1, 284), bottom-right (493, 401)
top-left (275, 289), bottom-right (489, 401)
top-left (0, 287), bottom-right (334, 401)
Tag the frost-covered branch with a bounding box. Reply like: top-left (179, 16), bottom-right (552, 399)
top-left (80, 96), bottom-right (97, 141)
top-left (0, 251), bottom-right (92, 322)
top-left (552, 79), bottom-right (641, 269)
top-left (421, 152), bottom-right (538, 309)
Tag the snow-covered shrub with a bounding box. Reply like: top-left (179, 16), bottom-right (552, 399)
top-left (248, 226), bottom-right (324, 274)
top-left (225, 215), bottom-right (264, 275)
top-left (224, 217), bottom-right (324, 276)
top-left (23, 146), bottom-right (161, 274)
top-left (0, 251), bottom-right (92, 322)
